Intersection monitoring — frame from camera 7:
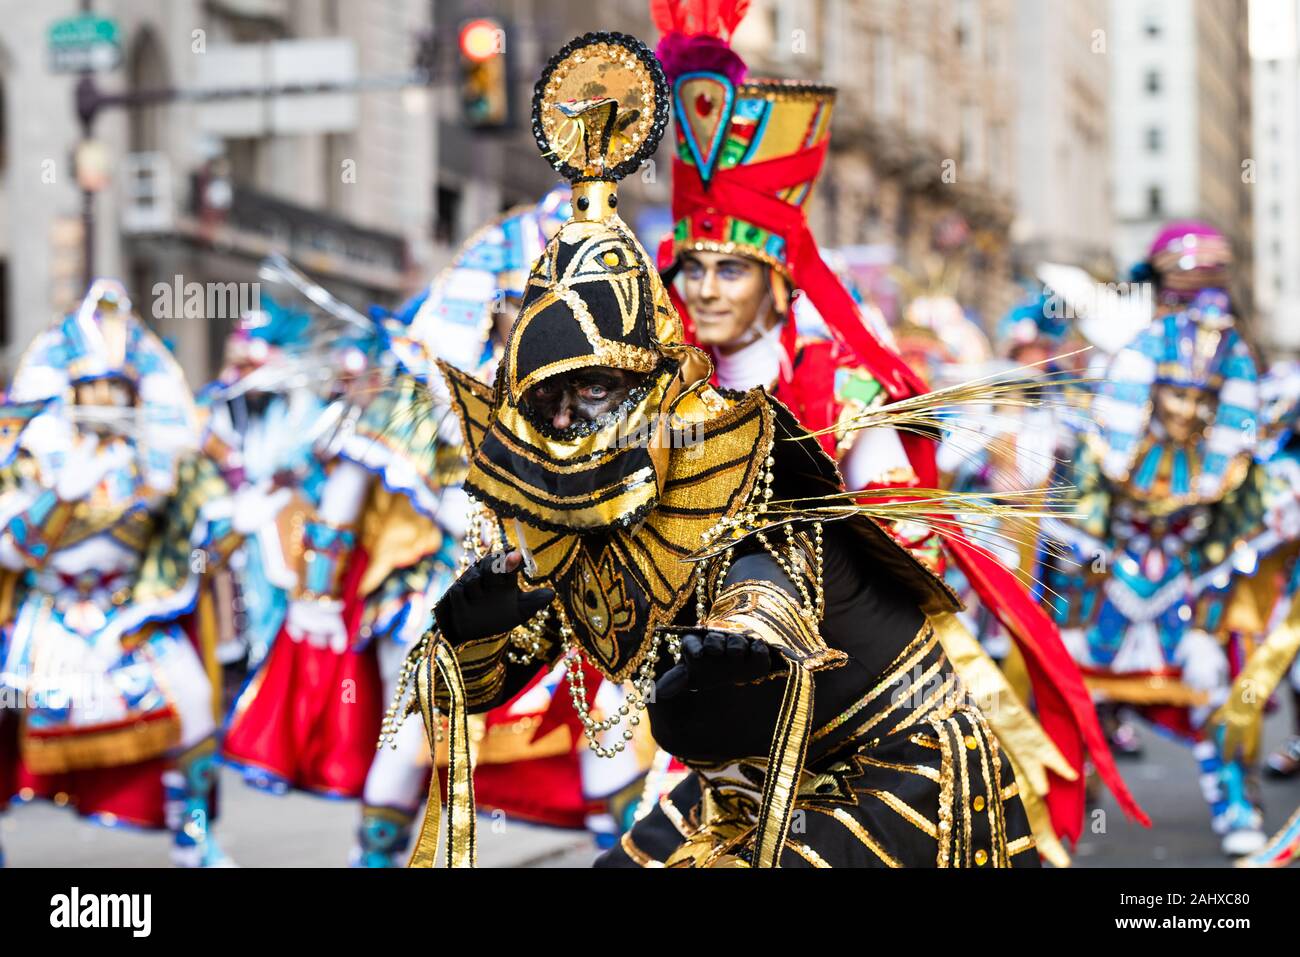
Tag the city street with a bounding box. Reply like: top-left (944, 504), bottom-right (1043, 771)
top-left (2, 766), bottom-right (602, 868)
top-left (4, 710), bottom-right (1297, 868)
top-left (1074, 710), bottom-right (1300, 867)
top-left (0, 0), bottom-right (1296, 896)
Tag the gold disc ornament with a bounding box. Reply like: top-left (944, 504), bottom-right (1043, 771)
top-left (531, 32), bottom-right (669, 184)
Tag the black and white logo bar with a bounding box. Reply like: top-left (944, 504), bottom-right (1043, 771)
top-left (50, 887), bottom-right (151, 938)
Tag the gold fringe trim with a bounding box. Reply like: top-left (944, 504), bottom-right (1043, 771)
top-left (1084, 673), bottom-right (1209, 707)
top-left (753, 663), bottom-right (813, 868)
top-left (21, 712), bottom-right (181, 774)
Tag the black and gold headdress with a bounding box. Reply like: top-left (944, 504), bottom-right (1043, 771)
top-left (446, 32), bottom-right (718, 533)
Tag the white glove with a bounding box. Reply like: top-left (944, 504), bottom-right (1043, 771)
top-left (1176, 628), bottom-right (1229, 695)
top-left (55, 436), bottom-right (133, 502)
top-left (285, 598), bottom-right (349, 654)
top-left (231, 484), bottom-right (293, 535)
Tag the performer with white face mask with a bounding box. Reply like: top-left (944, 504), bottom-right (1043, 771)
top-left (0, 281), bottom-right (250, 867)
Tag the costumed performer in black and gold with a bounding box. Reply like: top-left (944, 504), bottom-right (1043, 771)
top-left (387, 32), bottom-right (1044, 868)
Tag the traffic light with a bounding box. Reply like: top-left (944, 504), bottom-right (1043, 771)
top-left (458, 18), bottom-right (509, 129)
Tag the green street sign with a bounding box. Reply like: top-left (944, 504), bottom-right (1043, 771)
top-left (49, 14), bottom-right (122, 73)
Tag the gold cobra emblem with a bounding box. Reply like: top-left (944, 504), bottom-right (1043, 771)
top-left (573, 550), bottom-right (634, 669)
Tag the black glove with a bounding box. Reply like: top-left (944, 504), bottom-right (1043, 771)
top-left (653, 631), bottom-right (773, 701)
top-left (433, 551), bottom-right (555, 647)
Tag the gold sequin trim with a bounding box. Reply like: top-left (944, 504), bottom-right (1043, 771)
top-left (787, 841), bottom-right (832, 868)
top-left (826, 808), bottom-right (901, 868)
top-left (1007, 835), bottom-right (1038, 857)
top-left (658, 793), bottom-right (697, 838)
top-left (863, 788), bottom-right (938, 840)
top-left (619, 831), bottom-right (663, 867)
top-left (854, 754), bottom-right (941, 783)
top-left (812, 622), bottom-right (938, 742)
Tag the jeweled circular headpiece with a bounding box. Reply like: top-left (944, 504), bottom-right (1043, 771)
top-left (531, 32), bottom-right (669, 220)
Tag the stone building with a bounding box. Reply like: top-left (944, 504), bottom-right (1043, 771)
top-left (1109, 0), bottom-right (1254, 319)
top-left (0, 0), bottom-right (437, 381)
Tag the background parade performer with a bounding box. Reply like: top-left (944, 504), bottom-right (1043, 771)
top-left (0, 281), bottom-right (254, 866)
top-left (220, 259), bottom-right (462, 866)
top-left (1208, 359), bottom-right (1300, 867)
top-left (1042, 278), bottom-right (1272, 856)
top-left (197, 295), bottom-right (327, 696)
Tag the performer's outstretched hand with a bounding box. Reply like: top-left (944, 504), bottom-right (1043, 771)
top-left (434, 550), bottom-right (554, 647)
top-left (654, 631), bottom-right (772, 701)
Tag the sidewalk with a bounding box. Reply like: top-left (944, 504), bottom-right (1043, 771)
top-left (0, 767), bottom-right (600, 868)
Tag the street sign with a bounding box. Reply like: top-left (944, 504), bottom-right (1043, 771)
top-left (49, 14), bottom-right (122, 74)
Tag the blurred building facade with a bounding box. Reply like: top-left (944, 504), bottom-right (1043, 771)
top-left (1109, 0), bottom-right (1254, 313)
top-left (1012, 0), bottom-right (1113, 276)
top-left (1250, 0), bottom-right (1300, 354)
top-left (3, 0), bottom-right (1258, 383)
top-left (430, 0), bottom-right (670, 260)
top-left (732, 0), bottom-right (1021, 326)
top-left (0, 0), bottom-right (437, 383)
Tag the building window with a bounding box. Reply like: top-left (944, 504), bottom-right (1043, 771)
top-left (435, 183), bottom-right (461, 244)
top-left (874, 33), bottom-right (894, 116)
top-left (1144, 6), bottom-right (1162, 38)
top-left (324, 133), bottom-right (349, 213)
top-left (961, 104), bottom-right (984, 176)
top-left (909, 52), bottom-right (927, 131)
top-left (1148, 186), bottom-right (1163, 215)
top-left (226, 137), bottom-right (263, 188)
top-left (1146, 127), bottom-right (1163, 152)
top-left (989, 123), bottom-right (1006, 186)
top-left (957, 0), bottom-right (981, 60)
top-left (1145, 70), bottom-right (1161, 94)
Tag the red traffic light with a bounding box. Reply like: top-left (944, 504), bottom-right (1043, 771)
top-left (459, 18), bottom-right (503, 63)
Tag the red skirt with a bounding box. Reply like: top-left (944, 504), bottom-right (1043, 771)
top-left (222, 549), bottom-right (383, 797)
top-left (0, 711), bottom-right (168, 828)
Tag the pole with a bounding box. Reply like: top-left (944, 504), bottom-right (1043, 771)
top-left (78, 0), bottom-right (95, 292)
